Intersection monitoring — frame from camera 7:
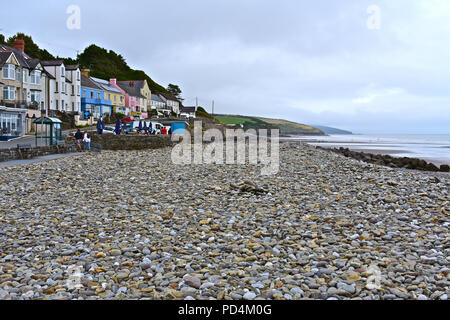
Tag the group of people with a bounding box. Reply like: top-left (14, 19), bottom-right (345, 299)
top-left (112, 119), bottom-right (171, 136)
top-left (74, 129), bottom-right (91, 151)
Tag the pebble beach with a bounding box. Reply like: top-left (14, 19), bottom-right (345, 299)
top-left (0, 141), bottom-right (448, 300)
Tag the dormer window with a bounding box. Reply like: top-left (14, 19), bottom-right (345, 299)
top-left (61, 66), bottom-right (65, 77)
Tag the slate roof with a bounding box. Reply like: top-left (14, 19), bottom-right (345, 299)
top-left (0, 51), bottom-right (13, 66)
top-left (117, 81), bottom-right (146, 98)
top-left (151, 94), bottom-right (165, 103)
top-left (180, 106), bottom-right (196, 113)
top-left (159, 92), bottom-right (180, 102)
top-left (91, 77), bottom-right (123, 94)
top-left (65, 64), bottom-right (79, 71)
top-left (0, 44), bottom-right (31, 67)
top-left (0, 44), bottom-right (42, 70)
top-left (26, 58), bottom-right (41, 69)
top-left (40, 60), bottom-right (64, 67)
top-left (81, 75), bottom-right (102, 90)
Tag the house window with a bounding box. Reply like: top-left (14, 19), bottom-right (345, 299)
top-left (72, 85), bottom-right (74, 95)
top-left (77, 71), bottom-right (80, 81)
top-left (62, 100), bottom-right (65, 111)
top-left (77, 85), bottom-right (80, 95)
top-left (61, 66), bottom-right (65, 77)
top-left (30, 71), bottom-right (41, 85)
top-left (56, 82), bottom-right (59, 92)
top-left (15, 68), bottom-right (20, 81)
top-left (90, 92), bottom-right (94, 99)
top-left (2, 64), bottom-right (15, 80)
top-left (114, 95), bottom-right (116, 102)
top-left (2, 86), bottom-right (15, 100)
top-left (72, 102), bottom-right (75, 111)
top-left (22, 70), bottom-right (27, 83)
top-left (31, 91), bottom-right (41, 103)
top-left (97, 93), bottom-right (100, 99)
top-left (55, 100), bottom-right (59, 110)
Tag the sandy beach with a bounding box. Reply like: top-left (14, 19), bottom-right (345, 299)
top-left (0, 141), bottom-right (448, 300)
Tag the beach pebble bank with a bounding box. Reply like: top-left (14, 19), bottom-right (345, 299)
top-left (0, 141), bottom-right (448, 300)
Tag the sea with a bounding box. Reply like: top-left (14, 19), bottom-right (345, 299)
top-left (283, 134), bottom-right (450, 166)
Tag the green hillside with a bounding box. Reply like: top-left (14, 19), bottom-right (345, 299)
top-left (1, 33), bottom-right (170, 95)
top-left (215, 114), bottom-right (325, 135)
top-left (311, 125), bottom-right (353, 135)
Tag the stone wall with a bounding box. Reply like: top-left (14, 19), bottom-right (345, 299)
top-left (0, 144), bottom-right (78, 163)
top-left (87, 133), bottom-right (174, 151)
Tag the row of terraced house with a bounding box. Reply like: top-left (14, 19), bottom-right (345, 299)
top-left (0, 39), bottom-right (182, 139)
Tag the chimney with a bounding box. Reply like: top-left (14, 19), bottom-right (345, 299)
top-left (14, 38), bottom-right (25, 52)
top-left (81, 69), bottom-right (90, 77)
top-left (110, 78), bottom-right (117, 85)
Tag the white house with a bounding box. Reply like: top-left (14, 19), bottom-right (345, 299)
top-left (159, 93), bottom-right (180, 115)
top-left (151, 93), bottom-right (170, 115)
top-left (41, 61), bottom-right (81, 115)
top-left (179, 106), bottom-right (197, 118)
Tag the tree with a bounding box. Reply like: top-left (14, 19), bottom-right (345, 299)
top-left (0, 34), bottom-right (5, 44)
top-left (6, 33), bottom-right (56, 60)
top-left (167, 84), bottom-right (183, 101)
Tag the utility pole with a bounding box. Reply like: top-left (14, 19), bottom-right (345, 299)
top-left (212, 100), bottom-right (214, 117)
top-left (195, 97), bottom-right (198, 109)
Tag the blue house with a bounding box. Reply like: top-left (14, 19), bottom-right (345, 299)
top-left (80, 74), bottom-right (112, 120)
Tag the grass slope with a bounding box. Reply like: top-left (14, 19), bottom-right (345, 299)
top-left (215, 114), bottom-right (324, 135)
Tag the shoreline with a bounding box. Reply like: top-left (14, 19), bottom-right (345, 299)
top-left (281, 137), bottom-right (450, 168)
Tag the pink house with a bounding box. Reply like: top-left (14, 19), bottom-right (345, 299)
top-left (111, 79), bottom-right (146, 117)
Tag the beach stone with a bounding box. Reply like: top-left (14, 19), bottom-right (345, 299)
top-left (243, 292), bottom-right (257, 300)
top-left (184, 275), bottom-right (201, 289)
top-left (110, 249), bottom-right (122, 256)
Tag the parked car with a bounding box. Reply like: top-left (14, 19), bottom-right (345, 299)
top-left (125, 128), bottom-right (139, 135)
top-left (122, 116), bottom-right (135, 123)
top-left (103, 126), bottom-right (115, 134)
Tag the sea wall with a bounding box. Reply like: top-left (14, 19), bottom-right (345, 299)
top-left (88, 134), bottom-right (174, 151)
top-left (0, 144), bottom-right (77, 163)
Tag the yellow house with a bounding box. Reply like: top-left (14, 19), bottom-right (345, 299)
top-left (0, 51), bottom-right (21, 104)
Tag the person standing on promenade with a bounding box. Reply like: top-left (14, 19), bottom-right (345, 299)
top-left (83, 131), bottom-right (91, 151)
top-left (114, 119), bottom-right (122, 135)
top-left (97, 117), bottom-right (105, 135)
top-left (75, 129), bottom-right (83, 152)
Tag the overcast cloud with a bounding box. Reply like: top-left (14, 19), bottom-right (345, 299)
top-left (3, 0), bottom-right (450, 133)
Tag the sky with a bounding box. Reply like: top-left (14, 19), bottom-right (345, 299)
top-left (2, 0), bottom-right (450, 134)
